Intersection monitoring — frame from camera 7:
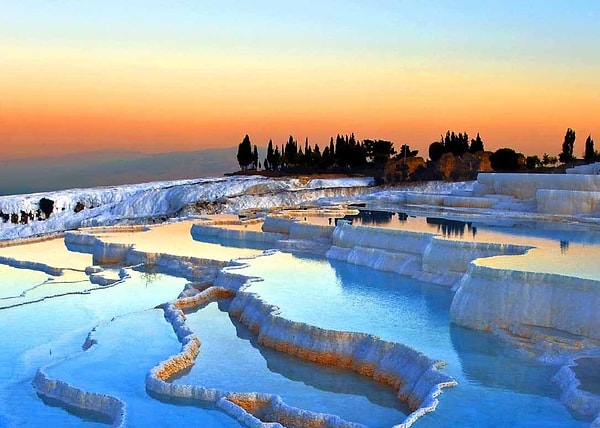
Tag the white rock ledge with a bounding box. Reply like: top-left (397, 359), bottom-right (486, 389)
top-left (64, 231), bottom-right (226, 282)
top-left (146, 287), bottom-right (368, 427)
top-left (451, 264), bottom-right (600, 340)
top-left (327, 222), bottom-right (531, 288)
top-left (32, 369), bottom-right (126, 428)
top-left (145, 275), bottom-right (456, 428)
top-left (553, 361), bottom-right (600, 422)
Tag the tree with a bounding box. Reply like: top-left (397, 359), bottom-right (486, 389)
top-left (283, 135), bottom-right (298, 168)
top-left (39, 198), bottom-right (54, 219)
top-left (490, 148), bottom-right (521, 171)
top-left (584, 135), bottom-right (595, 162)
top-left (526, 155), bottom-right (541, 169)
top-left (559, 128), bottom-right (576, 164)
top-left (252, 145), bottom-right (259, 169)
top-left (266, 139), bottom-right (275, 170)
top-left (444, 131), bottom-right (469, 156)
top-left (236, 134), bottom-right (253, 170)
top-left (396, 144), bottom-right (418, 159)
top-left (542, 153), bottom-right (558, 167)
top-left (469, 133), bottom-right (484, 153)
top-left (363, 139), bottom-right (396, 165)
top-left (428, 142), bottom-right (445, 162)
top-left (313, 143), bottom-right (322, 166)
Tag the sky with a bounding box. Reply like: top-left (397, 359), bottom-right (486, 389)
top-left (1, 1), bottom-right (599, 160)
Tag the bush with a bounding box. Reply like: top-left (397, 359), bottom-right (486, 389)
top-left (39, 198), bottom-right (54, 219)
top-left (490, 148), bottom-right (521, 171)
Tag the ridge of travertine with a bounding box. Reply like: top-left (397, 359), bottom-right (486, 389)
top-left (146, 274), bottom-right (457, 428)
top-left (27, 209), bottom-right (593, 426)
top-left (32, 368), bottom-right (126, 428)
top-left (29, 229), bottom-right (455, 427)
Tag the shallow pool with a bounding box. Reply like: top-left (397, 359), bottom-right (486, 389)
top-left (174, 301), bottom-right (408, 427)
top-left (237, 252), bottom-right (591, 427)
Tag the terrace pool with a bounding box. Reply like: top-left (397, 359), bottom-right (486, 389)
top-left (0, 213), bottom-right (597, 427)
top-left (237, 252), bottom-right (591, 427)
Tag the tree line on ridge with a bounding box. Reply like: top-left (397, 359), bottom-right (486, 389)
top-left (236, 128), bottom-right (597, 178)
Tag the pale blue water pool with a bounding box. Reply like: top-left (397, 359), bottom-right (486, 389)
top-left (237, 252), bottom-right (592, 427)
top-left (1, 222), bottom-right (597, 427)
top-left (174, 300), bottom-right (408, 427)
top-left (0, 268), bottom-right (241, 427)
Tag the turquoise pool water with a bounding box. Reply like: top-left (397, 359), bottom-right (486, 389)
top-left (0, 268), bottom-right (241, 427)
top-left (237, 252), bottom-right (591, 427)
top-left (1, 222), bottom-right (597, 427)
top-left (174, 301), bottom-right (408, 427)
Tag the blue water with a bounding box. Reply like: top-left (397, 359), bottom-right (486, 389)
top-left (238, 252), bottom-right (591, 427)
top-left (340, 209), bottom-right (600, 247)
top-left (0, 268), bottom-right (241, 427)
top-left (174, 301), bottom-right (408, 427)
top-left (1, 223), bottom-right (597, 427)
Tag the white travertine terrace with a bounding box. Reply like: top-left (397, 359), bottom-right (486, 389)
top-left (192, 215), bottom-right (600, 424)
top-left (146, 276), bottom-right (457, 428)
top-left (20, 226), bottom-right (457, 427)
top-left (32, 369), bottom-right (126, 428)
top-left (2, 170), bottom-right (598, 426)
top-left (566, 162), bottom-right (600, 175)
top-left (474, 172), bottom-right (600, 215)
top-left (451, 264), bottom-right (600, 340)
top-left (327, 221), bottom-right (531, 287)
top-left (64, 231), bottom-right (227, 282)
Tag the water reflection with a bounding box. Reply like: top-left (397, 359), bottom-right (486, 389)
top-left (223, 300), bottom-right (407, 413)
top-left (337, 210), bottom-right (479, 239)
top-left (338, 210), bottom-right (396, 226)
top-left (177, 300), bottom-right (408, 427)
top-left (426, 217), bottom-right (477, 239)
top-left (449, 326), bottom-right (562, 398)
top-left (190, 231), bottom-right (275, 252)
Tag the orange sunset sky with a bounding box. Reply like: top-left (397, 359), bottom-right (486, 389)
top-left (1, 1), bottom-right (598, 161)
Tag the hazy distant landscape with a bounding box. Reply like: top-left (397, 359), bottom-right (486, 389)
top-left (0, 147), bottom-right (237, 195)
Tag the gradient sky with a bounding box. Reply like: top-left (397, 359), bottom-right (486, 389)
top-left (1, 1), bottom-right (599, 160)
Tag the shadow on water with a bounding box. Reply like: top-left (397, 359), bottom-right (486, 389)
top-left (572, 358), bottom-right (600, 395)
top-left (190, 230), bottom-right (275, 252)
top-left (449, 325), bottom-right (562, 398)
top-left (64, 241), bottom-right (92, 255)
top-left (38, 395), bottom-right (112, 426)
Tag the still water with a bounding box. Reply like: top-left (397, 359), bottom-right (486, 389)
top-left (237, 253), bottom-right (591, 427)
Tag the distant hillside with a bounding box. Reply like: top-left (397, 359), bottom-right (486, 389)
top-left (0, 147), bottom-right (238, 196)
